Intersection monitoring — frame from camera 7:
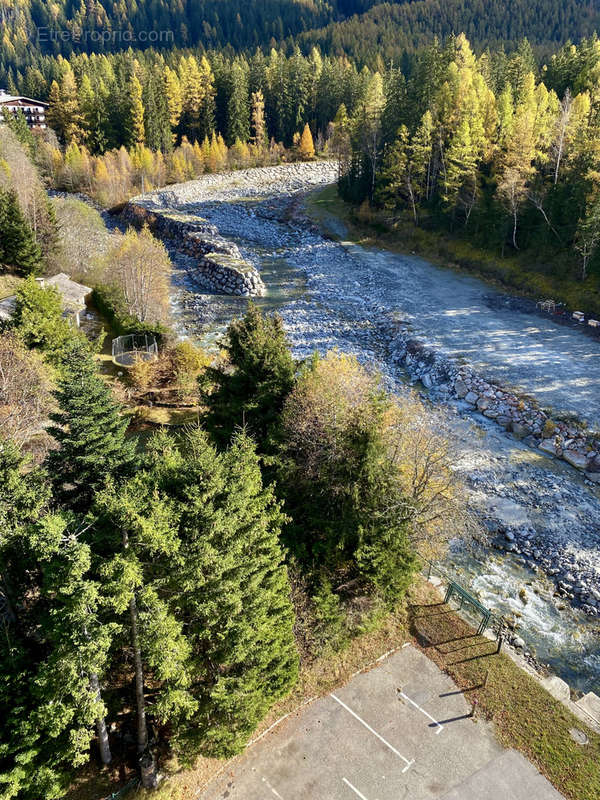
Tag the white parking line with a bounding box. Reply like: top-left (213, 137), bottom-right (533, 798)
top-left (330, 694), bottom-right (414, 772)
top-left (398, 691), bottom-right (444, 734)
top-left (342, 777), bottom-right (370, 799)
top-left (261, 775), bottom-right (285, 799)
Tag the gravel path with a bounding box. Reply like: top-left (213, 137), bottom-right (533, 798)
top-left (139, 163), bottom-right (600, 692)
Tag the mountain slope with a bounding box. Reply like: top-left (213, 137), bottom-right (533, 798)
top-left (297, 0), bottom-right (600, 64)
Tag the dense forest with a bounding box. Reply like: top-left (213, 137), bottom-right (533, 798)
top-left (297, 0), bottom-right (600, 67)
top-left (329, 34), bottom-right (600, 305)
top-left (1, 0), bottom-right (599, 77)
top-left (10, 32), bottom-right (600, 293)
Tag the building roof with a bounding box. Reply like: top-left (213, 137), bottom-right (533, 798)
top-left (44, 273), bottom-right (91, 306)
top-left (0, 274), bottom-right (91, 324)
top-left (0, 295), bottom-right (16, 322)
top-left (0, 93), bottom-right (48, 106)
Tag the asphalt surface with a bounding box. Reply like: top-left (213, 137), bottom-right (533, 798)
top-left (201, 645), bottom-right (564, 800)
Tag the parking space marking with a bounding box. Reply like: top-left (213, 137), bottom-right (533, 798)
top-left (342, 777), bottom-right (370, 799)
top-left (330, 693), bottom-right (414, 771)
top-left (261, 776), bottom-right (285, 799)
top-left (398, 691), bottom-right (444, 734)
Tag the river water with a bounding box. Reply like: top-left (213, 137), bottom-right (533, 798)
top-left (165, 199), bottom-right (600, 696)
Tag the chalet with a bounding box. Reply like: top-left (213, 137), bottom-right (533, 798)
top-left (0, 274), bottom-right (92, 327)
top-left (0, 89), bottom-right (48, 129)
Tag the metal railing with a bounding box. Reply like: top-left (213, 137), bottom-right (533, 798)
top-left (421, 555), bottom-right (507, 651)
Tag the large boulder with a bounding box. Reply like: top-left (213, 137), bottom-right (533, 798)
top-left (454, 379), bottom-right (469, 398)
top-left (563, 450), bottom-right (589, 470)
top-left (539, 439), bottom-right (558, 456)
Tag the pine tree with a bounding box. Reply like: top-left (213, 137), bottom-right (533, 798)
top-left (95, 458), bottom-right (195, 788)
top-left (0, 447), bottom-right (114, 797)
top-left (227, 60), bottom-right (251, 144)
top-left (143, 67), bottom-right (172, 152)
top-left (200, 303), bottom-right (296, 452)
top-left (410, 110), bottom-right (434, 205)
top-left (128, 73), bottom-right (145, 147)
top-left (46, 338), bottom-right (137, 507)
top-left (443, 119), bottom-right (479, 223)
top-left (375, 125), bottom-right (409, 210)
top-left (0, 188), bottom-right (43, 276)
top-left (297, 122), bottom-right (315, 160)
top-left (79, 73), bottom-right (109, 153)
top-left (161, 429), bottom-right (298, 758)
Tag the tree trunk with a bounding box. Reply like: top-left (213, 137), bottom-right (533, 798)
top-left (90, 672), bottom-right (112, 765)
top-left (512, 208), bottom-right (519, 250)
top-left (130, 593), bottom-right (148, 755)
top-left (121, 531), bottom-right (158, 788)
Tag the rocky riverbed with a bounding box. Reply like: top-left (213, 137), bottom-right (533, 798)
top-left (136, 162), bottom-right (600, 694)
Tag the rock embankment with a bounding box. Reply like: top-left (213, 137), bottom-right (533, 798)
top-left (122, 202), bottom-right (265, 297)
top-left (386, 327), bottom-right (600, 483)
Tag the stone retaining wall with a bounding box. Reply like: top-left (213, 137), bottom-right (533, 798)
top-left (385, 322), bottom-right (600, 482)
top-left (122, 203), bottom-right (265, 297)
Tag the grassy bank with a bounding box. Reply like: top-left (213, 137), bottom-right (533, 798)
top-left (410, 581), bottom-right (600, 800)
top-left (68, 576), bottom-right (600, 800)
top-left (306, 185), bottom-right (600, 319)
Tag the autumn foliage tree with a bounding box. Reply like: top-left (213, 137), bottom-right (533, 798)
top-left (98, 225), bottom-right (171, 325)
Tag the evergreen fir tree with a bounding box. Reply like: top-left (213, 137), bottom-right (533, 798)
top-left (200, 303), bottom-right (296, 452)
top-left (0, 188), bottom-right (43, 276)
top-left (95, 456), bottom-right (195, 788)
top-left (0, 447), bottom-right (113, 797)
top-left (227, 60), bottom-right (251, 144)
top-left (162, 429), bottom-right (299, 758)
top-left (46, 338), bottom-right (137, 507)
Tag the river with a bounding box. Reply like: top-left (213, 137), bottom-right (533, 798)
top-left (140, 164), bottom-right (600, 696)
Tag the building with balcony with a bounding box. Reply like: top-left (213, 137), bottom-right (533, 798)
top-left (0, 89), bottom-right (48, 129)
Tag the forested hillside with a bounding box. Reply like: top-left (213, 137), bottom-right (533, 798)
top-left (338, 34), bottom-right (600, 309)
top-left (297, 0), bottom-right (600, 67)
top-left (0, 0), bottom-right (335, 65)
top-left (3, 0), bottom-right (338, 73)
top-left (1, 0), bottom-right (599, 77)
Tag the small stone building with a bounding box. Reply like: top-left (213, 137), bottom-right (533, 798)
top-left (0, 273), bottom-right (92, 327)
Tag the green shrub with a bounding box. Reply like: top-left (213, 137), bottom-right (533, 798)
top-left (92, 284), bottom-right (167, 340)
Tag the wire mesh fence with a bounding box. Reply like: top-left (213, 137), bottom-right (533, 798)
top-left (111, 334), bottom-right (158, 367)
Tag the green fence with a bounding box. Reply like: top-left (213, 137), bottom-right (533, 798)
top-left (422, 556), bottom-right (506, 650)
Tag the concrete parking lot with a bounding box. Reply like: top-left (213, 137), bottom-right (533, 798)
top-left (201, 644), bottom-right (564, 800)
